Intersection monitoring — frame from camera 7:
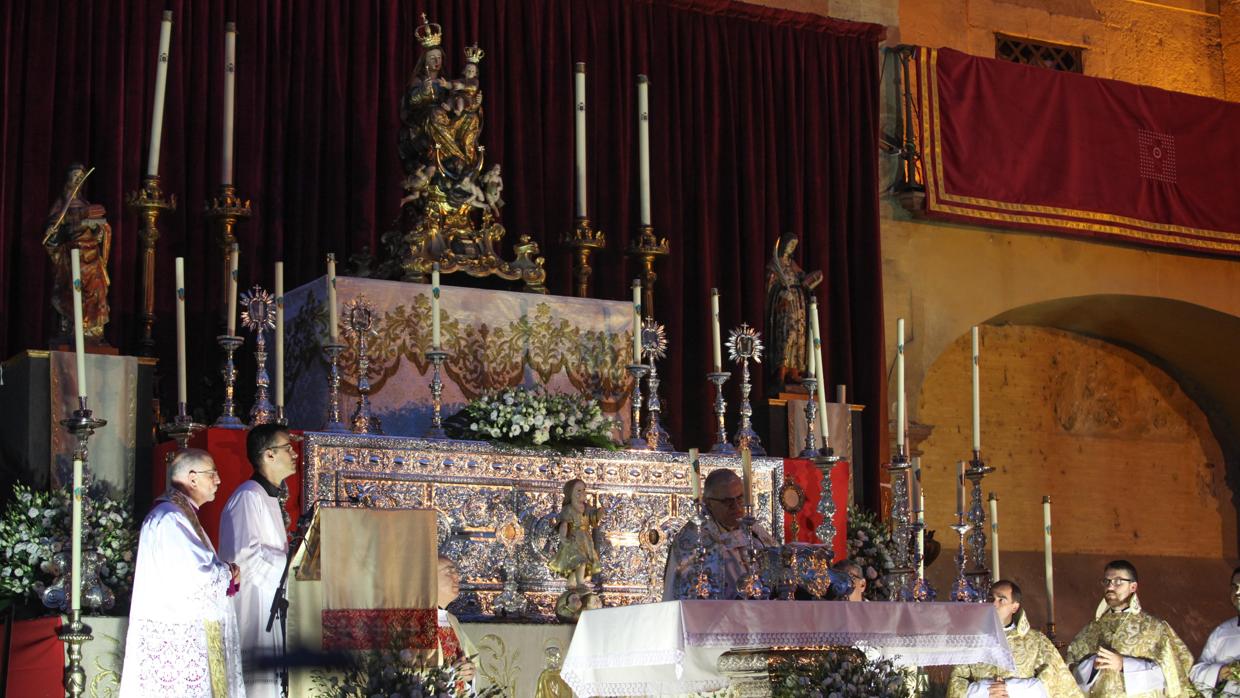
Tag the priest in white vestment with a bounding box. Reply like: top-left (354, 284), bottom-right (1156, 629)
top-left (1191, 567), bottom-right (1240, 696)
top-left (220, 424), bottom-right (299, 698)
top-left (663, 469), bottom-right (776, 600)
top-left (120, 448), bottom-right (246, 698)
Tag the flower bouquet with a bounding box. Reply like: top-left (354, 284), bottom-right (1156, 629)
top-left (846, 506), bottom-right (897, 601)
top-left (771, 648), bottom-right (910, 698)
top-left (444, 386), bottom-right (618, 453)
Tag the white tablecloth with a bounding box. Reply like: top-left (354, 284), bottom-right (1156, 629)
top-left (561, 600), bottom-right (1014, 697)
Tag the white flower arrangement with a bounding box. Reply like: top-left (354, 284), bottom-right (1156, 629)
top-left (847, 506), bottom-right (897, 601)
top-left (0, 483), bottom-right (138, 611)
top-left (445, 386), bottom-right (617, 452)
top-left (772, 647), bottom-right (910, 698)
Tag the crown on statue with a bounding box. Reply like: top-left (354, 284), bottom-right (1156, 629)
top-left (464, 44), bottom-right (485, 64)
top-left (415, 13), bottom-right (443, 49)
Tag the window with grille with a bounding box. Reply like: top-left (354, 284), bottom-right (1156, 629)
top-left (995, 34), bottom-right (1083, 73)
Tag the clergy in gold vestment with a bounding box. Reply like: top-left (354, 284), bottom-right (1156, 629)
top-left (1067, 560), bottom-right (1195, 698)
top-left (949, 580), bottom-right (1082, 698)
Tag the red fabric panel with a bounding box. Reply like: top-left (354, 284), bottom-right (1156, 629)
top-left (321, 608), bottom-right (437, 651)
top-left (3, 616), bottom-right (64, 698)
top-left (781, 457), bottom-right (848, 560)
top-left (152, 427), bottom-right (303, 546)
top-left (914, 47), bottom-right (1240, 256)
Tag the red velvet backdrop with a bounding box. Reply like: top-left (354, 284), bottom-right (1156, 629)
top-left (0, 0), bottom-right (888, 506)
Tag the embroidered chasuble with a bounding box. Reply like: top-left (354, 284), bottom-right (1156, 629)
top-left (949, 612), bottom-right (1083, 698)
top-left (1191, 617), bottom-right (1240, 696)
top-left (1067, 596), bottom-right (1195, 698)
top-left (119, 490), bottom-right (246, 697)
top-left (220, 477), bottom-right (290, 698)
top-left (662, 516), bottom-right (776, 601)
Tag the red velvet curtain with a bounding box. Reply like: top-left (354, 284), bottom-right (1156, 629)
top-left (0, 0), bottom-right (887, 505)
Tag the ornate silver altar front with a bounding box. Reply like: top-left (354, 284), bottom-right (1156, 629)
top-left (301, 432), bottom-right (784, 621)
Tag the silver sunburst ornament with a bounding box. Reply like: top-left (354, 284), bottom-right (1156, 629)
top-left (728, 323), bottom-right (766, 455)
top-left (240, 286), bottom-right (277, 425)
top-left (641, 319), bottom-right (668, 361)
top-left (344, 296), bottom-right (383, 434)
top-left (640, 319), bottom-right (673, 451)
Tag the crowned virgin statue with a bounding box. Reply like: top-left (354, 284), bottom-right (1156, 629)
top-left (391, 14), bottom-right (545, 291)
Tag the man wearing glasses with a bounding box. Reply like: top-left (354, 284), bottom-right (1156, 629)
top-left (119, 448), bottom-right (245, 697)
top-left (1066, 560), bottom-right (1195, 697)
top-left (662, 468), bottom-right (776, 600)
top-left (833, 560), bottom-right (868, 601)
top-left (949, 580), bottom-right (1081, 698)
top-left (1189, 567), bottom-right (1240, 696)
top-left (219, 424), bottom-right (300, 698)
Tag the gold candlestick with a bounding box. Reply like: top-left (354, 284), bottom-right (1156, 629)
top-left (627, 225), bottom-right (668, 318)
top-left (124, 175), bottom-right (177, 356)
top-left (562, 217), bottom-right (606, 298)
top-left (205, 184), bottom-right (252, 328)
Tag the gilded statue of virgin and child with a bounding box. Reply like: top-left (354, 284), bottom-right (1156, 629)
top-left (392, 14), bottom-right (544, 290)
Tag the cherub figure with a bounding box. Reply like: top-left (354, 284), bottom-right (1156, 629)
top-left (548, 478), bottom-right (600, 590)
top-left (480, 163), bottom-right (504, 218)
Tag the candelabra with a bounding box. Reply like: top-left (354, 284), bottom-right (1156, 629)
top-left (681, 504), bottom-right (721, 600)
top-left (884, 446), bottom-right (915, 601)
top-left (800, 375), bottom-right (820, 458)
top-left (950, 513), bottom-right (983, 602)
top-left (240, 286), bottom-right (277, 425)
top-left (214, 335), bottom-right (245, 428)
top-left (345, 297), bottom-right (382, 434)
top-left (562, 218), bottom-right (606, 298)
top-left (706, 371), bottom-right (736, 454)
top-left (205, 185), bottom-right (252, 330)
top-left (425, 350), bottom-right (448, 438)
top-left (625, 364), bottom-right (649, 449)
top-left (727, 325), bottom-right (765, 456)
top-left (56, 398), bottom-right (108, 698)
top-left (641, 319), bottom-right (673, 451)
top-left (626, 225), bottom-right (669, 319)
top-left (321, 342), bottom-right (348, 432)
top-left (161, 402), bottom-right (205, 450)
top-left (965, 450), bottom-right (996, 592)
top-left (125, 175), bottom-right (177, 356)
top-left (735, 508), bottom-right (771, 600)
top-left (812, 449), bottom-right (842, 551)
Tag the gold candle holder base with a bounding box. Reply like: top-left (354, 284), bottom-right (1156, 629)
top-left (125, 175), bottom-right (177, 356)
top-left (206, 184), bottom-right (252, 329)
top-left (562, 217), bottom-right (606, 298)
top-left (627, 225), bottom-right (669, 318)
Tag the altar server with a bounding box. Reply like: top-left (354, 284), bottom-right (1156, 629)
top-left (219, 424), bottom-right (299, 698)
top-left (1067, 560), bottom-right (1195, 697)
top-left (663, 468), bottom-right (776, 600)
top-left (1190, 567), bottom-right (1240, 696)
top-left (120, 449), bottom-right (245, 697)
top-left (949, 580), bottom-right (1082, 698)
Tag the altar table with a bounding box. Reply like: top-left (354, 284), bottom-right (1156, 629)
top-left (560, 599), bottom-right (1014, 696)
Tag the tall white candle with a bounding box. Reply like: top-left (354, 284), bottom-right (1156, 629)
top-left (327, 253), bottom-right (338, 342)
top-left (70, 457), bottom-right (83, 612)
top-left (710, 288), bottom-right (722, 372)
top-left (146, 11), bottom-right (174, 177)
top-left (70, 249), bottom-right (88, 398)
top-left (896, 318), bottom-right (905, 449)
top-left (972, 326), bottom-right (981, 452)
top-left (636, 75), bottom-right (652, 226)
top-left (1044, 495), bottom-right (1055, 626)
top-left (574, 63), bottom-right (588, 218)
top-left (221, 22), bottom-right (237, 186)
top-left (741, 446), bottom-right (753, 509)
top-left (810, 299), bottom-right (829, 447)
top-left (989, 492), bottom-right (1000, 580)
top-left (226, 243), bottom-right (239, 336)
top-left (632, 279), bottom-right (642, 361)
top-left (175, 257), bottom-right (187, 405)
top-left (688, 447), bottom-right (701, 502)
top-left (431, 263), bottom-right (441, 350)
top-left (275, 261), bottom-right (284, 408)
top-left (956, 461), bottom-right (966, 517)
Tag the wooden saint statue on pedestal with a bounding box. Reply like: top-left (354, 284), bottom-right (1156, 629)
top-left (765, 234), bottom-right (822, 392)
top-left (42, 163), bottom-right (112, 343)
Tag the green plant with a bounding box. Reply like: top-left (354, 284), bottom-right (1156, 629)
top-left (771, 648), bottom-right (911, 698)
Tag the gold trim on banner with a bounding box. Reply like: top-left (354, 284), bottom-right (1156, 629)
top-left (916, 47), bottom-right (1240, 253)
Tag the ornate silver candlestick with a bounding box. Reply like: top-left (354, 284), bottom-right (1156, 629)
top-left (909, 497), bottom-right (936, 602)
top-left (625, 363), bottom-right (649, 449)
top-left (682, 504), bottom-right (721, 600)
top-left (214, 335), bottom-right (245, 428)
top-left (240, 286), bottom-right (277, 425)
top-left (706, 371), bottom-right (736, 454)
top-left (321, 342), bottom-right (348, 432)
top-left (425, 349), bottom-right (448, 438)
top-left (641, 319), bottom-right (672, 451)
top-left (884, 446), bottom-right (915, 600)
top-left (950, 514), bottom-right (982, 602)
top-left (345, 297), bottom-right (382, 434)
top-left (812, 449), bottom-right (842, 551)
top-left (735, 508), bottom-right (771, 599)
top-left (161, 403), bottom-right (205, 450)
top-left (965, 450), bottom-right (995, 592)
top-left (727, 324), bottom-right (765, 455)
top-left (799, 375), bottom-right (820, 458)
